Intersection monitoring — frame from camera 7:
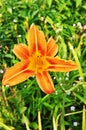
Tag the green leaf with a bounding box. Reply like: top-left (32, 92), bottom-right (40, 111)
top-left (82, 5), bottom-right (86, 9)
top-left (75, 93), bottom-right (86, 104)
top-left (47, 0), bottom-right (52, 7)
top-left (76, 0), bottom-right (82, 7)
top-left (4, 54), bottom-right (13, 58)
top-left (30, 122), bottom-right (38, 129)
top-left (45, 16), bottom-right (53, 25)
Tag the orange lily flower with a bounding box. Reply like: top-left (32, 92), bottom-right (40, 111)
top-left (2, 24), bottom-right (78, 94)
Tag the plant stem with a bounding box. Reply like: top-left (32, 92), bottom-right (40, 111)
top-left (0, 122), bottom-right (14, 130)
top-left (82, 105), bottom-right (86, 130)
top-left (1, 85), bottom-right (8, 108)
top-left (68, 42), bottom-right (86, 100)
top-left (38, 109), bottom-right (42, 130)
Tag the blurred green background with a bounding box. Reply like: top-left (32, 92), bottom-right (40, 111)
top-left (0, 0), bottom-right (86, 130)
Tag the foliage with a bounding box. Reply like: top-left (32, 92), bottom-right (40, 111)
top-left (0, 0), bottom-right (86, 130)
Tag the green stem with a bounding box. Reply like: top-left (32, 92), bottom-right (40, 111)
top-left (60, 93), bottom-right (66, 130)
top-left (1, 85), bottom-right (8, 108)
top-left (68, 42), bottom-right (83, 78)
top-left (68, 42), bottom-right (86, 99)
top-left (82, 105), bottom-right (86, 130)
top-left (41, 94), bottom-right (50, 102)
top-left (0, 122), bottom-right (14, 130)
top-left (65, 109), bottom-right (86, 117)
top-left (53, 116), bottom-right (57, 130)
top-left (22, 114), bottom-right (30, 130)
top-left (38, 109), bottom-right (42, 130)
top-left (65, 82), bottom-right (82, 93)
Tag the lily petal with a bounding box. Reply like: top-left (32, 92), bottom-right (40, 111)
top-left (2, 61), bottom-right (34, 86)
top-left (47, 57), bottom-right (78, 72)
top-left (28, 24), bottom-right (47, 55)
top-left (36, 71), bottom-right (55, 94)
top-left (47, 37), bottom-right (58, 56)
top-left (37, 29), bottom-right (47, 55)
top-left (13, 44), bottom-right (30, 60)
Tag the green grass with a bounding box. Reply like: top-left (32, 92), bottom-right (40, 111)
top-left (0, 0), bottom-right (86, 130)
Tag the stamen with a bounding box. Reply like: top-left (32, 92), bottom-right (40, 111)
top-left (29, 52), bottom-right (49, 73)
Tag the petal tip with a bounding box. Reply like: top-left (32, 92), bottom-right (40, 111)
top-left (45, 88), bottom-right (55, 94)
top-left (30, 23), bottom-right (35, 29)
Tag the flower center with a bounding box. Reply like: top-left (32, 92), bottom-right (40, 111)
top-left (36, 55), bottom-right (43, 70)
top-left (29, 52), bottom-right (49, 73)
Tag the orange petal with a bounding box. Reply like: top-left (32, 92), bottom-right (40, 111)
top-left (28, 24), bottom-right (47, 55)
top-left (47, 37), bottom-right (58, 56)
top-left (13, 44), bottom-right (30, 60)
top-left (47, 57), bottom-right (78, 72)
top-left (2, 61), bottom-right (34, 86)
top-left (36, 71), bottom-right (55, 94)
